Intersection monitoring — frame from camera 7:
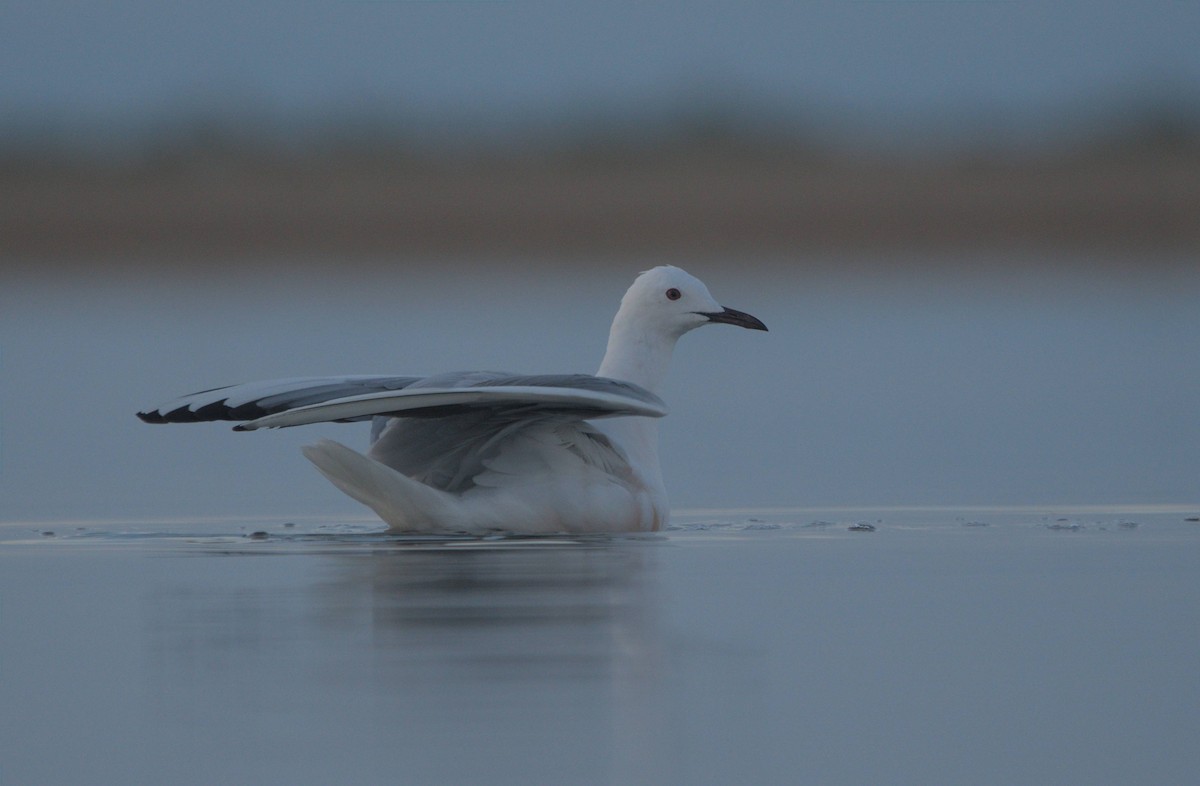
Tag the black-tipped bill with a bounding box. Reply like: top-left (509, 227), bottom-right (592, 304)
top-left (699, 306), bottom-right (768, 331)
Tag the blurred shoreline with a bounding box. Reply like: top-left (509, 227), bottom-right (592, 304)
top-left (3, 137), bottom-right (1198, 269)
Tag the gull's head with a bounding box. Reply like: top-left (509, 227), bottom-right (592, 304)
top-left (618, 265), bottom-right (768, 340)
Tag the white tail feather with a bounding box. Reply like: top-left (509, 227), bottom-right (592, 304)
top-left (301, 439), bottom-right (458, 532)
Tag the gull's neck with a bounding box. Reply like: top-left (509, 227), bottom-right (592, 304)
top-left (594, 303), bottom-right (687, 530)
top-left (596, 313), bottom-right (676, 394)
top-left (595, 312), bottom-right (676, 515)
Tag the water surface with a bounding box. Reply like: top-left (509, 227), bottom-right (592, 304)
top-left (4, 508), bottom-right (1198, 785)
top-left (3, 254), bottom-right (1198, 783)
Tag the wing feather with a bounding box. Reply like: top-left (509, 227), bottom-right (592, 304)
top-left (137, 375), bottom-right (423, 424)
top-left (235, 380), bottom-right (667, 431)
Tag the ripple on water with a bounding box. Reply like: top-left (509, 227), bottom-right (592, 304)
top-left (3, 507), bottom-right (1198, 550)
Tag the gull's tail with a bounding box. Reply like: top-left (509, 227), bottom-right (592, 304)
top-left (301, 439), bottom-right (457, 532)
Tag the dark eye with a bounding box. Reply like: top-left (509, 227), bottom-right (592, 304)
top-left (665, 288), bottom-right (681, 301)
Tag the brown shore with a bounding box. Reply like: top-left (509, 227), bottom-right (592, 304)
top-left (2, 145), bottom-right (1197, 271)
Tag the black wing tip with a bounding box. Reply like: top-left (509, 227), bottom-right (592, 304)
top-left (137, 405), bottom-right (200, 424)
top-left (136, 399), bottom-right (263, 425)
top-left (140, 408), bottom-right (257, 429)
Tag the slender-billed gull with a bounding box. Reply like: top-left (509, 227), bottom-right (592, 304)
top-left (138, 266), bottom-right (767, 533)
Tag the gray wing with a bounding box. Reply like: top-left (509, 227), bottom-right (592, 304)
top-left (234, 372), bottom-right (667, 431)
top-left (136, 375), bottom-right (424, 424)
top-left (139, 371), bottom-right (663, 498)
top-left (365, 372), bottom-right (655, 493)
top-left (370, 412), bottom-right (630, 494)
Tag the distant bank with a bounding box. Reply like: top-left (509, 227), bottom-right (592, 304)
top-left (2, 145), bottom-right (1197, 266)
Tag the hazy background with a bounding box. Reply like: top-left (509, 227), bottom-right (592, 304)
top-left (4, 2), bottom-right (1200, 157)
top-left (2, 2), bottom-right (1198, 522)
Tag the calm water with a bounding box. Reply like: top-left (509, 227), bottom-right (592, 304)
top-left (3, 508), bottom-right (1199, 786)
top-left (2, 255), bottom-right (1198, 783)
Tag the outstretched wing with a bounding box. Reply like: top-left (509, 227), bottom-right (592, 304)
top-left (235, 374), bottom-right (667, 431)
top-left (136, 375), bottom-right (423, 424)
top-left (139, 371), bottom-right (666, 500)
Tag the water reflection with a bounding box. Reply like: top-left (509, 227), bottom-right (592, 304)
top-left (9, 514), bottom-right (1200, 785)
top-left (332, 544), bottom-right (653, 669)
top-left (146, 538), bottom-right (672, 785)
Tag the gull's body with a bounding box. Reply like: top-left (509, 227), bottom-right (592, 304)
top-left (138, 266), bottom-right (766, 534)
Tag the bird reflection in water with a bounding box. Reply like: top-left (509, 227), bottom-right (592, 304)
top-left (148, 536), bottom-right (673, 783)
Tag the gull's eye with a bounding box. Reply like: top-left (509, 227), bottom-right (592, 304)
top-left (665, 288), bottom-right (681, 301)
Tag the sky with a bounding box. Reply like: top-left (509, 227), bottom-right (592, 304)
top-left (3, 2), bottom-right (1199, 150)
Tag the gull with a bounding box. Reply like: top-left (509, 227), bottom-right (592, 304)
top-left (138, 266), bottom-right (767, 534)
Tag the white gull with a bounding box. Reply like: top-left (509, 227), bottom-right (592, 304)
top-left (138, 266), bottom-right (767, 534)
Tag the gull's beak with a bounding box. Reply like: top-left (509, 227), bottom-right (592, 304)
top-left (699, 306), bottom-right (768, 332)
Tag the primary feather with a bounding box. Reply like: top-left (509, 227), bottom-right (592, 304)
top-left (136, 375), bottom-right (422, 424)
